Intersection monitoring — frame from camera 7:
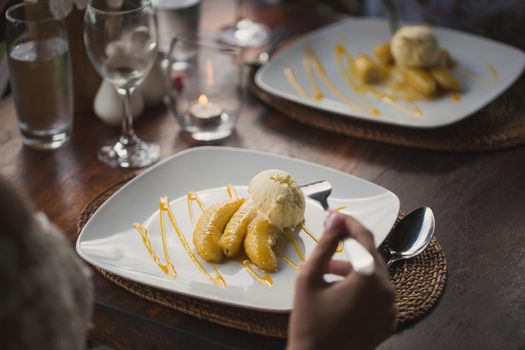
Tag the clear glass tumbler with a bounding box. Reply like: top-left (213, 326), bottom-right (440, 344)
top-left (167, 36), bottom-right (244, 141)
top-left (6, 2), bottom-right (73, 150)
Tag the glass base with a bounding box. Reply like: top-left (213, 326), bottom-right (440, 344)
top-left (98, 135), bottom-right (160, 168)
top-left (189, 128), bottom-right (232, 142)
top-left (217, 19), bottom-right (269, 47)
top-left (21, 128), bottom-right (70, 150)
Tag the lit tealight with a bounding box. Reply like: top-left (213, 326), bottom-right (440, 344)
top-left (188, 94), bottom-right (223, 129)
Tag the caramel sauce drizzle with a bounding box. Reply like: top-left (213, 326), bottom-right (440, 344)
top-left (458, 64), bottom-right (497, 83)
top-left (276, 237), bottom-right (304, 270)
top-left (226, 184), bottom-right (237, 198)
top-left (303, 55), bottom-right (325, 101)
top-left (285, 47), bottom-right (374, 114)
top-left (334, 44), bottom-right (424, 116)
top-left (160, 197), bottom-right (226, 288)
top-left (488, 64), bottom-right (498, 81)
top-left (187, 192), bottom-right (206, 228)
top-left (304, 47), bottom-right (375, 115)
top-left (333, 45), bottom-right (380, 115)
top-left (300, 223), bottom-right (344, 253)
top-left (457, 67), bottom-right (476, 82)
top-left (133, 223), bottom-right (177, 278)
top-left (281, 255), bottom-right (300, 269)
top-left (284, 66), bottom-right (313, 100)
top-left (236, 257), bottom-right (273, 286)
top-left (278, 237), bottom-right (305, 270)
top-left (291, 238), bottom-right (305, 261)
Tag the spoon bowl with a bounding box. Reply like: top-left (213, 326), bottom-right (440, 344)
top-left (386, 207), bottom-right (435, 269)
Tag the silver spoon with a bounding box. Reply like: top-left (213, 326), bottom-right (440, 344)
top-left (385, 207), bottom-right (435, 269)
top-left (300, 181), bottom-right (375, 276)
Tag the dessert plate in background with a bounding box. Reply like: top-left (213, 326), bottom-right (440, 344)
top-left (255, 18), bottom-right (525, 128)
top-left (76, 147), bottom-right (399, 312)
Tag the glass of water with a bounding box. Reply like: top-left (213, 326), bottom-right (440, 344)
top-left (84, 0), bottom-right (160, 168)
top-left (6, 2), bottom-right (73, 150)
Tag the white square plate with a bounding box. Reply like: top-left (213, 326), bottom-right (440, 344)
top-left (76, 147), bottom-right (399, 312)
top-left (255, 18), bottom-right (525, 128)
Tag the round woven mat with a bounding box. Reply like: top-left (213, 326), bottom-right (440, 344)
top-left (251, 70), bottom-right (525, 152)
top-left (77, 178), bottom-right (447, 338)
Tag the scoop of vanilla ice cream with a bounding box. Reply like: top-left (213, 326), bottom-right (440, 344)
top-left (248, 169), bottom-right (305, 229)
top-left (391, 25), bottom-right (440, 68)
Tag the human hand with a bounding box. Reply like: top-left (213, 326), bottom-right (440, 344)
top-left (287, 211), bottom-right (396, 350)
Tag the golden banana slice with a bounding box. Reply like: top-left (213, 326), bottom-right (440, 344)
top-left (193, 197), bottom-right (244, 263)
top-left (402, 68), bottom-right (437, 97)
top-left (244, 216), bottom-right (279, 272)
top-left (430, 67), bottom-right (461, 92)
top-left (219, 200), bottom-right (257, 258)
top-left (373, 42), bottom-right (393, 66)
top-left (353, 54), bottom-right (388, 84)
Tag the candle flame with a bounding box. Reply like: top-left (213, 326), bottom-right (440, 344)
top-left (198, 94), bottom-right (208, 104)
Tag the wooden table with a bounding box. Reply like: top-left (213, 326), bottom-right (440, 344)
top-left (2, 1), bottom-right (525, 349)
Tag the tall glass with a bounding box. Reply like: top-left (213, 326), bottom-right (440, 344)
top-left (84, 0), bottom-right (160, 168)
top-left (6, 2), bottom-right (73, 150)
top-left (217, 0), bottom-right (269, 47)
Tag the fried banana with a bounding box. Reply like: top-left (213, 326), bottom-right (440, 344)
top-left (244, 216), bottom-right (279, 272)
top-left (373, 42), bottom-right (394, 66)
top-left (219, 200), bottom-right (257, 258)
top-left (193, 197), bottom-right (244, 263)
top-left (402, 68), bottom-right (437, 97)
top-left (353, 54), bottom-right (388, 84)
top-left (430, 67), bottom-right (461, 92)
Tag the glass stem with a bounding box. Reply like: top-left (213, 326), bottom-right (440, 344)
top-left (117, 87), bottom-right (137, 144)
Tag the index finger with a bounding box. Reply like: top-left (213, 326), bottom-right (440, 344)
top-left (298, 212), bottom-right (348, 285)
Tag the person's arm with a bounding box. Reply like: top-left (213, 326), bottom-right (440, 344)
top-left (288, 211), bottom-right (396, 350)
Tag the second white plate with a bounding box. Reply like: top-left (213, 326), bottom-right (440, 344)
top-left (255, 18), bottom-right (525, 128)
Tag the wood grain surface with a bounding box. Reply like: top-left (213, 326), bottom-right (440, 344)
top-left (1, 1), bottom-right (524, 349)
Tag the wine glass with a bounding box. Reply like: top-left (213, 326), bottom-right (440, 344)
top-left (84, 0), bottom-right (160, 168)
top-left (217, 0), bottom-right (269, 47)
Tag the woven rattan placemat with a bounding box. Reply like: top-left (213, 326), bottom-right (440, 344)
top-left (251, 70), bottom-right (525, 152)
top-left (77, 178), bottom-right (447, 338)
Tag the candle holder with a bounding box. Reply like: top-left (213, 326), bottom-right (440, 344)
top-left (167, 36), bottom-right (244, 141)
